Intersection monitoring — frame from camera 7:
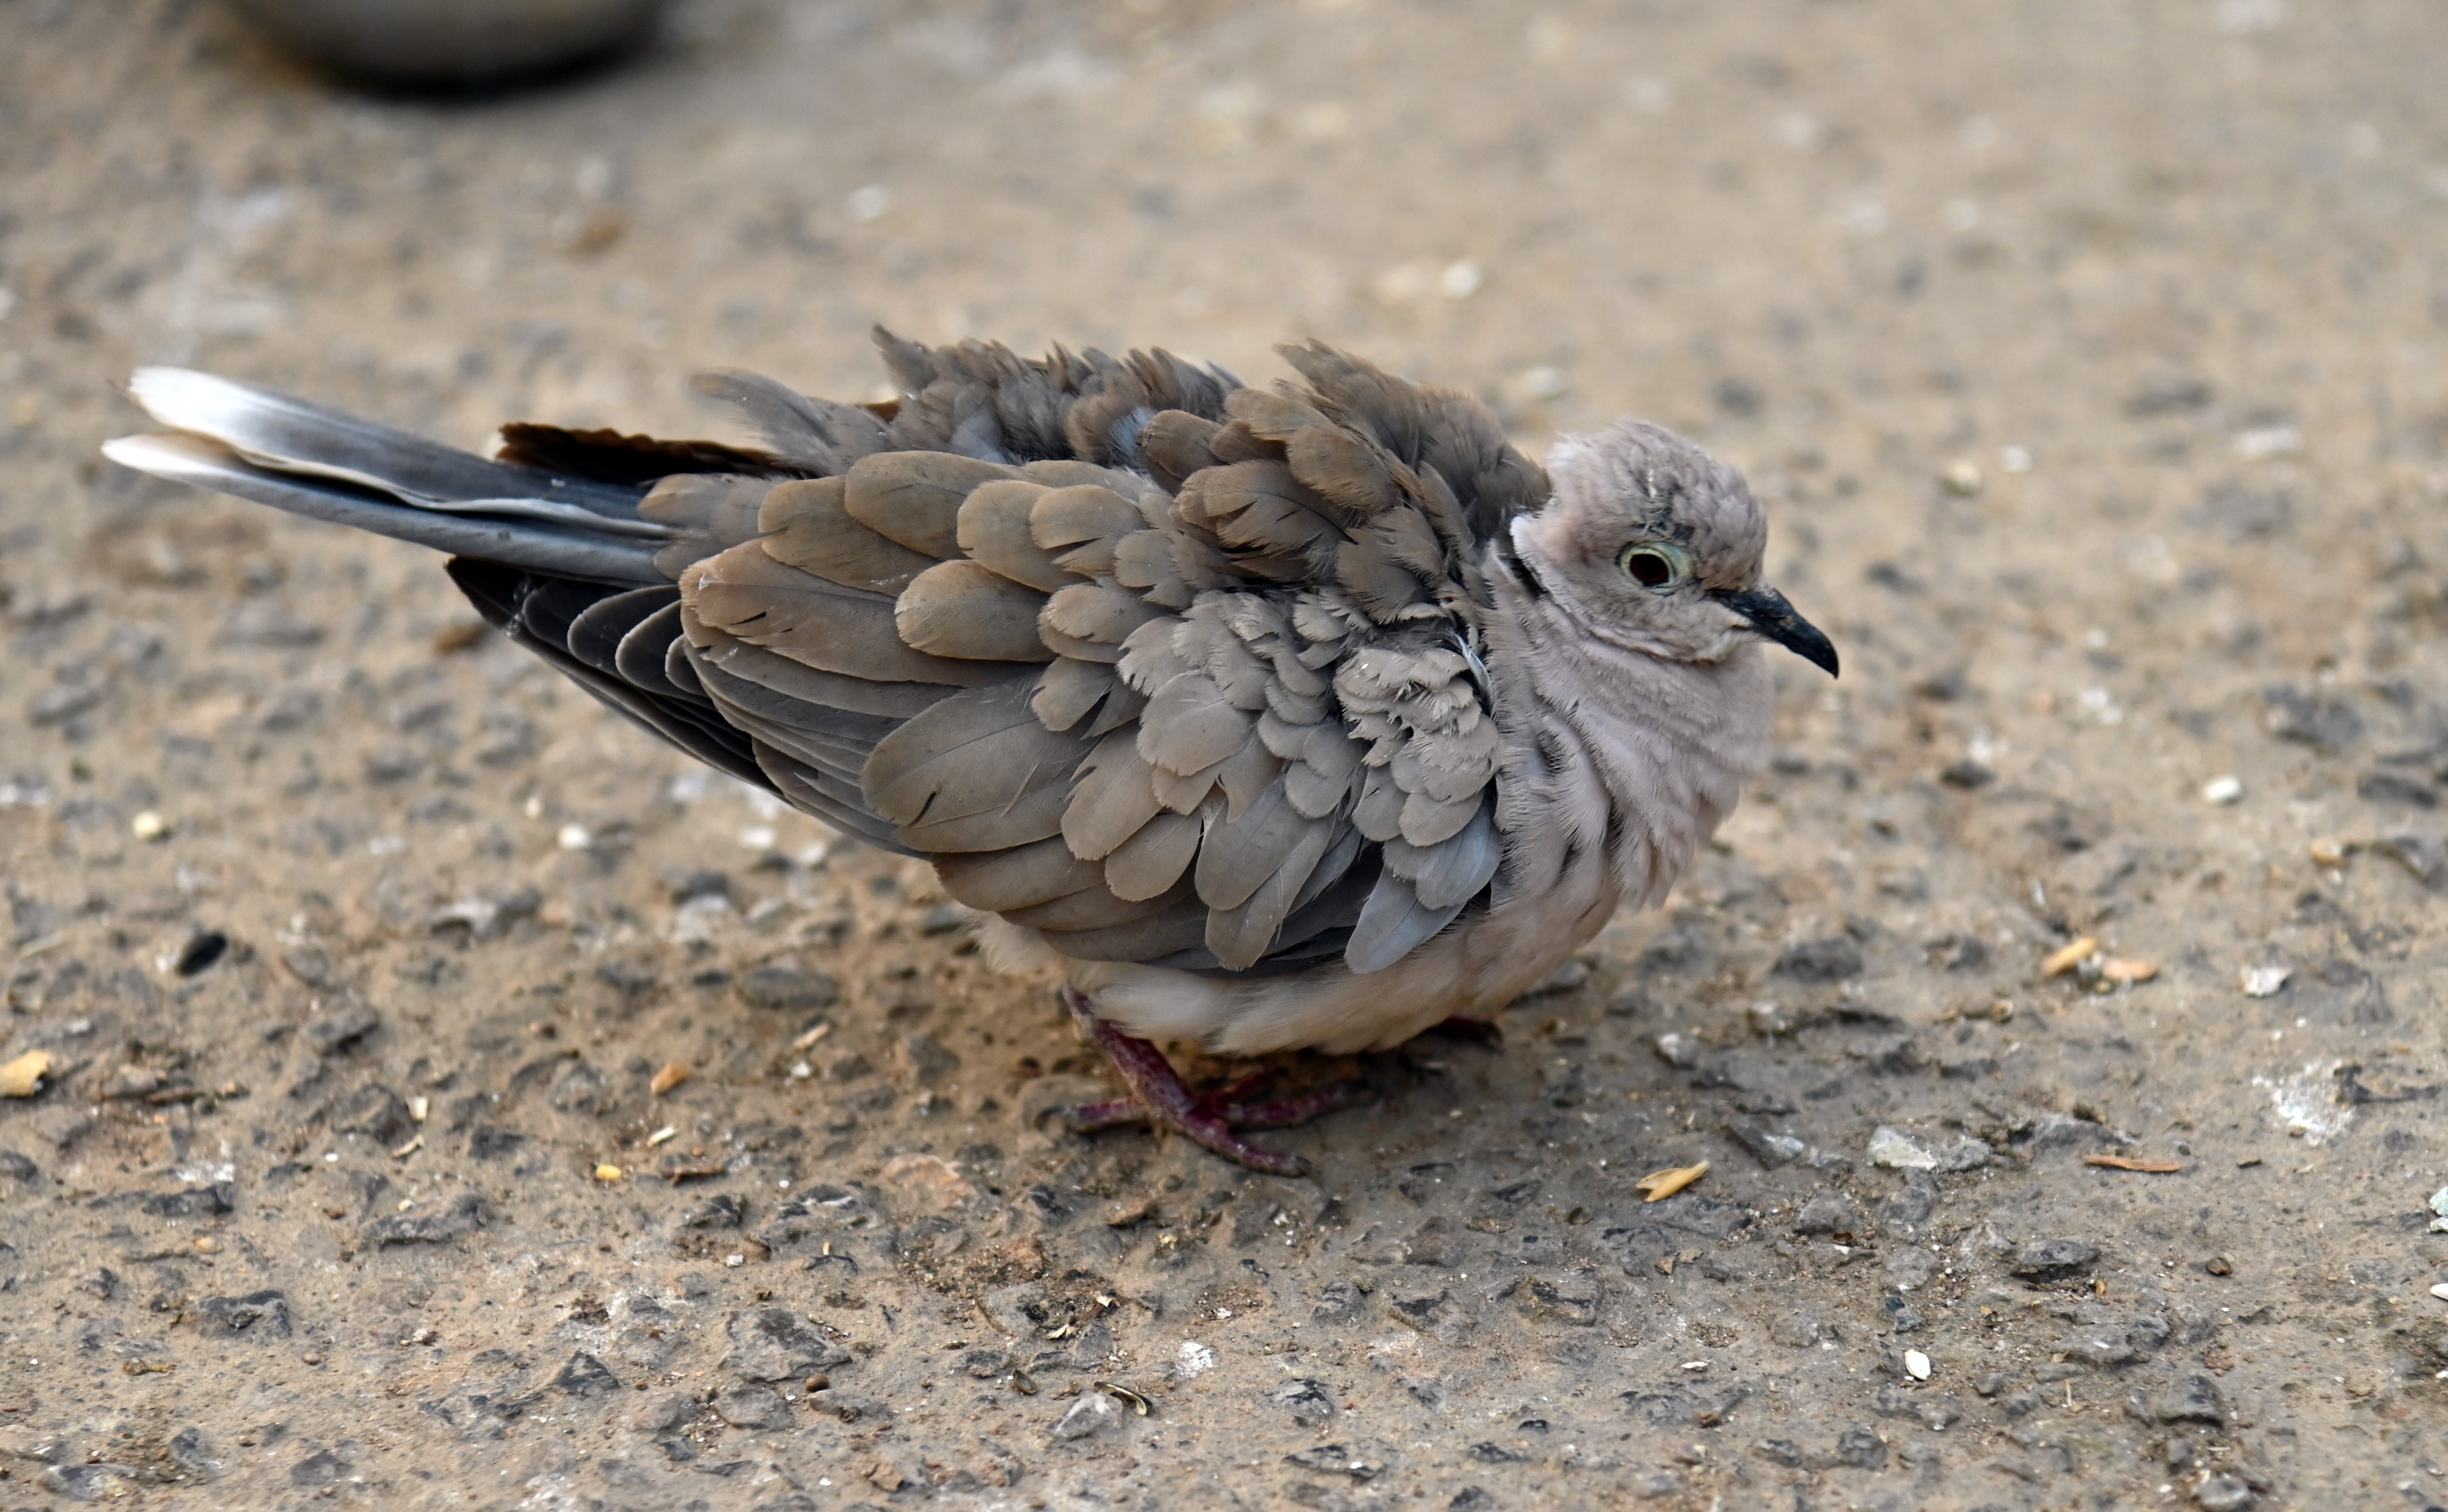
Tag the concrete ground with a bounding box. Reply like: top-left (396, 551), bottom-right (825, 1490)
top-left (3, 0), bottom-right (2446, 1507)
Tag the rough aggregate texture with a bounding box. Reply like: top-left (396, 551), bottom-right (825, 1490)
top-left (4, 1), bottom-right (2448, 1508)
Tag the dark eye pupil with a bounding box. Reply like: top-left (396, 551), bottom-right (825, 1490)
top-left (1626, 550), bottom-right (1672, 587)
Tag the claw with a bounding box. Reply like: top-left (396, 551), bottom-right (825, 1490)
top-left (1059, 987), bottom-right (1352, 1175)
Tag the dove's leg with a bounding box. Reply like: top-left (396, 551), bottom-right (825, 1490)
top-left (1061, 988), bottom-right (1350, 1176)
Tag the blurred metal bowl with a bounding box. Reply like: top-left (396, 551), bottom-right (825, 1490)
top-left (225, 0), bottom-right (669, 87)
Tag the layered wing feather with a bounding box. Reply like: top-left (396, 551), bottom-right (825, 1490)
top-left (109, 331), bottom-right (1546, 982)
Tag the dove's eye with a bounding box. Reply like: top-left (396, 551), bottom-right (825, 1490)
top-left (1618, 542), bottom-right (1692, 592)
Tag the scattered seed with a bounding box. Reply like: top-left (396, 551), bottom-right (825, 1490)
top-left (2430, 1284), bottom-right (2448, 1303)
top-left (650, 1063), bottom-right (690, 1096)
top-left (1905, 1349), bottom-right (1932, 1380)
top-left (2098, 958), bottom-right (2157, 985)
top-left (192, 1236), bottom-right (222, 1254)
top-left (2205, 1256), bottom-right (2234, 1275)
top-left (408, 1095), bottom-right (429, 1123)
top-left (647, 1125), bottom-right (678, 1146)
top-left (130, 810), bottom-right (170, 842)
top-left (2043, 937), bottom-right (2099, 977)
top-left (2200, 775), bottom-right (2243, 806)
top-left (1009, 1369), bottom-right (1037, 1395)
top-left (596, 1164), bottom-right (624, 1182)
top-left (1635, 1161), bottom-right (1709, 1202)
top-left (0, 1050), bottom-right (51, 1098)
top-left (2085, 1154), bottom-right (2183, 1173)
top-left (1094, 1381), bottom-right (1151, 1415)
top-left (2308, 837), bottom-right (2348, 867)
top-left (790, 1021), bottom-right (834, 1051)
top-left (431, 619), bottom-right (489, 654)
top-left (1940, 459), bottom-right (1984, 496)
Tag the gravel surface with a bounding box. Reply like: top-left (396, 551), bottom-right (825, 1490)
top-left (5, 2), bottom-right (2448, 1509)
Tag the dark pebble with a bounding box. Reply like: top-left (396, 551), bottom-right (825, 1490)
top-left (552, 1350), bottom-right (622, 1397)
top-left (1266, 1378), bottom-right (1338, 1425)
top-left (1940, 759), bottom-right (1995, 789)
top-left (195, 1290), bottom-right (293, 1337)
top-left (2358, 771), bottom-right (2440, 808)
top-left (175, 930), bottom-right (230, 977)
top-left (2011, 1238), bottom-right (2101, 1278)
top-left (738, 965), bottom-right (841, 1013)
top-left (2154, 1373), bottom-right (2225, 1424)
top-left (1772, 937), bottom-right (1863, 982)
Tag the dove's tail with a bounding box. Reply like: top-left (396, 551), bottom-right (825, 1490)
top-left (102, 368), bottom-right (673, 585)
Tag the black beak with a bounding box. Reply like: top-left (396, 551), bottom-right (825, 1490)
top-left (1716, 586), bottom-right (1839, 677)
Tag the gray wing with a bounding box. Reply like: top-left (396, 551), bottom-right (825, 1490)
top-left (108, 332), bottom-right (1545, 978)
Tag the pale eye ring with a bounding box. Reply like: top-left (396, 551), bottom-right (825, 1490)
top-left (1618, 542), bottom-right (1692, 592)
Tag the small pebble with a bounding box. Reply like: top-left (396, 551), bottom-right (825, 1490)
top-left (2205, 1255), bottom-right (2234, 1276)
top-left (2200, 775), bottom-right (2243, 806)
top-left (131, 810), bottom-right (171, 841)
top-left (846, 184), bottom-right (893, 222)
top-left (1939, 459), bottom-right (1983, 496)
top-left (2242, 966), bottom-right (2291, 999)
top-left (1905, 1349), bottom-right (1932, 1380)
top-left (556, 823), bottom-right (593, 851)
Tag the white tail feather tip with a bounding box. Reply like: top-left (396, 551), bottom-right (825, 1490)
top-left (126, 367), bottom-right (271, 441)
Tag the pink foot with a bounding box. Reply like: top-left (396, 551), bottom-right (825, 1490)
top-left (1060, 988), bottom-right (1353, 1176)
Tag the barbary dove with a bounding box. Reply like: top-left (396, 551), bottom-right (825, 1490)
top-left (104, 333), bottom-right (1835, 1173)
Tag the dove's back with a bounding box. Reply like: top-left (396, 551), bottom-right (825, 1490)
top-left (109, 334), bottom-right (1619, 1050)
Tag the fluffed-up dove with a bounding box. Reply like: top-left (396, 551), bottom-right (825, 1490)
top-left (103, 332), bottom-right (1835, 1173)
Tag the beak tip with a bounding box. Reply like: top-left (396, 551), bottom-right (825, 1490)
top-left (1719, 585), bottom-right (1838, 679)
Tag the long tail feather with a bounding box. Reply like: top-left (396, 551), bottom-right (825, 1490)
top-left (102, 431), bottom-right (669, 586)
top-left (106, 368), bottom-right (674, 584)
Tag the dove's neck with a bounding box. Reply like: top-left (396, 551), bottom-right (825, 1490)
top-left (1481, 558), bottom-right (1775, 915)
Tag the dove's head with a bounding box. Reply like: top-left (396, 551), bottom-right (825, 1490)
top-left (1512, 418), bottom-right (1838, 676)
